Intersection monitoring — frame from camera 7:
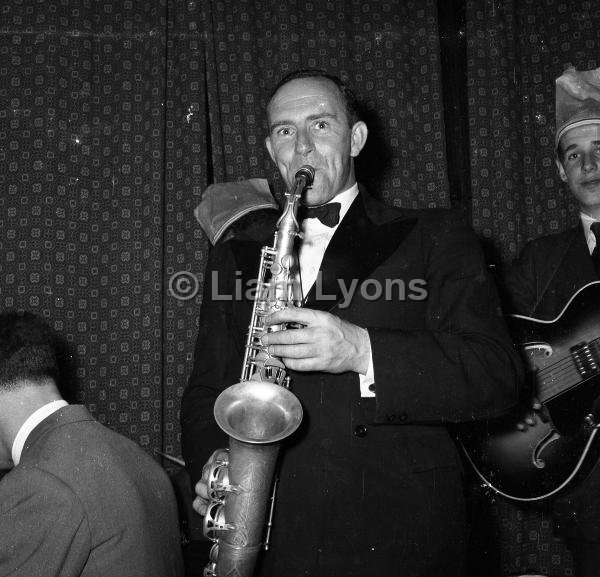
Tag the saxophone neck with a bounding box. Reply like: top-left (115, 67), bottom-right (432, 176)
top-left (273, 165), bottom-right (315, 250)
top-left (274, 191), bottom-right (301, 241)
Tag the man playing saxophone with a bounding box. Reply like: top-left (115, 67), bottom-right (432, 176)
top-left (181, 69), bottom-right (523, 577)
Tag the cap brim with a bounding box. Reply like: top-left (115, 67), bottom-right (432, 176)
top-left (555, 117), bottom-right (600, 148)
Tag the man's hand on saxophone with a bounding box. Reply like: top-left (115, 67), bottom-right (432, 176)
top-left (191, 306), bottom-right (372, 520)
top-left (261, 307), bottom-right (371, 375)
top-left (192, 466), bottom-right (210, 516)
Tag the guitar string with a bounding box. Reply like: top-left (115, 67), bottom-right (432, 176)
top-left (534, 337), bottom-right (600, 379)
top-left (538, 363), bottom-right (582, 386)
top-left (529, 341), bottom-right (600, 399)
top-left (537, 365), bottom-right (592, 399)
top-left (517, 336), bottom-right (600, 401)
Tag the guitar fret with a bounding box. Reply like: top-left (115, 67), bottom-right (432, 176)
top-left (539, 373), bottom-right (580, 401)
top-left (538, 358), bottom-right (581, 401)
top-left (536, 336), bottom-right (600, 402)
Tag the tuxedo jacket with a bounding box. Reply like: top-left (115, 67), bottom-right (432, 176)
top-left (0, 405), bottom-right (184, 577)
top-left (503, 223), bottom-right (598, 319)
top-left (182, 189), bottom-right (522, 576)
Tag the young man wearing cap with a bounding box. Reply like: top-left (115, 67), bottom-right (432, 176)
top-left (504, 66), bottom-right (600, 577)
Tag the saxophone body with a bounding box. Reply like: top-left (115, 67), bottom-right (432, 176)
top-left (202, 166), bottom-right (314, 577)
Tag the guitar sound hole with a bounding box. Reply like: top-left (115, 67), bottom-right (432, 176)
top-left (533, 430), bottom-right (560, 469)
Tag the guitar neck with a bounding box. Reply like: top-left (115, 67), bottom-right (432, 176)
top-left (535, 336), bottom-right (600, 403)
top-left (510, 282), bottom-right (600, 404)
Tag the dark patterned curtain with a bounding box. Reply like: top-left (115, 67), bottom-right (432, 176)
top-left (0, 1), bottom-right (170, 451)
top-left (200, 0), bottom-right (450, 208)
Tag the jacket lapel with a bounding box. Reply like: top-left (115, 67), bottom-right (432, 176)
top-left (304, 189), bottom-right (417, 310)
top-left (537, 224), bottom-right (598, 314)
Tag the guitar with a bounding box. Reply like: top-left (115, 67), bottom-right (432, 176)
top-left (458, 281), bottom-right (600, 502)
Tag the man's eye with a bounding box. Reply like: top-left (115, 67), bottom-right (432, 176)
top-left (315, 121), bottom-right (328, 130)
top-left (275, 127), bottom-right (292, 137)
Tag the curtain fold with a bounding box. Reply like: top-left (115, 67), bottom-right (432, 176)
top-left (161, 0), bottom-right (210, 460)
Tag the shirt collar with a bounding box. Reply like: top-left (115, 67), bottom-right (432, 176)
top-left (580, 211), bottom-right (600, 254)
top-left (333, 183), bottom-right (359, 224)
top-left (11, 400), bottom-right (68, 466)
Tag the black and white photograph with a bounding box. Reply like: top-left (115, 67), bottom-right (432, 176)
top-left (1, 2), bottom-right (600, 576)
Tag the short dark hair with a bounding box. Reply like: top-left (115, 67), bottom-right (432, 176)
top-left (267, 69), bottom-right (362, 126)
top-left (0, 311), bottom-right (59, 389)
top-left (556, 139), bottom-right (565, 163)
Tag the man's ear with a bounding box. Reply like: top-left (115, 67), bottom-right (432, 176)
top-left (350, 121), bottom-right (368, 158)
top-left (555, 157), bottom-right (568, 182)
top-left (265, 136), bottom-right (276, 164)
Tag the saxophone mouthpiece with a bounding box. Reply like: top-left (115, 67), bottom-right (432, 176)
top-left (294, 165), bottom-right (315, 187)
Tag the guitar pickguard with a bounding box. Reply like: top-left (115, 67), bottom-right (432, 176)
top-left (522, 342), bottom-right (553, 359)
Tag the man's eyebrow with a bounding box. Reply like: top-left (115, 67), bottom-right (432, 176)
top-left (564, 140), bottom-right (600, 154)
top-left (269, 112), bottom-right (339, 132)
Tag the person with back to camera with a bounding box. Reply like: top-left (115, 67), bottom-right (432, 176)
top-left (0, 310), bottom-right (184, 577)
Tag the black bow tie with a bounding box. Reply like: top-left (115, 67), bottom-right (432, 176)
top-left (299, 202), bottom-right (341, 227)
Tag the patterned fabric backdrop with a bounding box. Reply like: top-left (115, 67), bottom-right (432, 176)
top-left (201, 0), bottom-right (449, 208)
top-left (0, 0), bottom-right (168, 450)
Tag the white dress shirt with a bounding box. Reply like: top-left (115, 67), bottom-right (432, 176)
top-left (11, 399), bottom-right (68, 465)
top-left (581, 211), bottom-right (600, 254)
top-left (298, 184), bottom-right (375, 397)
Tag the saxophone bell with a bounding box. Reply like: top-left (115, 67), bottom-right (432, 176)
top-left (214, 381), bottom-right (302, 445)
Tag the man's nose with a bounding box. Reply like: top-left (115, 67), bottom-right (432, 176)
top-left (295, 130), bottom-right (313, 155)
top-left (582, 151), bottom-right (599, 172)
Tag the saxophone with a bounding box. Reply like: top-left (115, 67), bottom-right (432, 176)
top-left (202, 166), bottom-right (314, 577)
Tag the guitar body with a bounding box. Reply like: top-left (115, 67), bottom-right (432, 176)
top-left (459, 401), bottom-right (600, 501)
top-left (458, 282), bottom-right (600, 501)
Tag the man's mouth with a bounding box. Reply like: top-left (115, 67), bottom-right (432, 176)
top-left (580, 178), bottom-right (600, 187)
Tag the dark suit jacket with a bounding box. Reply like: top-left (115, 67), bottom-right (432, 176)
top-left (0, 405), bottom-right (184, 577)
top-left (503, 223), bottom-right (598, 319)
top-left (182, 190), bottom-right (522, 576)
top-left (502, 223), bottom-right (600, 549)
